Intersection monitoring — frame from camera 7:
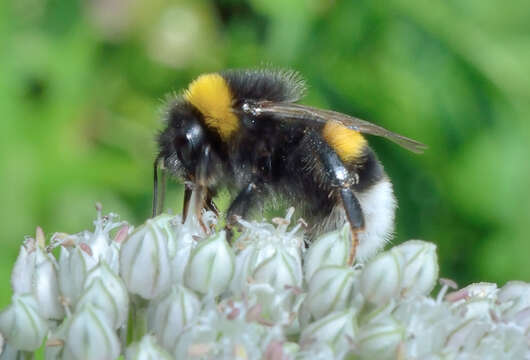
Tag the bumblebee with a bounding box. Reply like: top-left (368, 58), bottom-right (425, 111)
top-left (154, 69), bottom-right (426, 263)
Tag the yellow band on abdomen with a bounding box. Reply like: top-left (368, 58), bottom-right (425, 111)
top-left (322, 121), bottom-right (367, 163)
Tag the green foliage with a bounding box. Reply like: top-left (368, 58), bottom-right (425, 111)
top-left (1, 0), bottom-right (529, 309)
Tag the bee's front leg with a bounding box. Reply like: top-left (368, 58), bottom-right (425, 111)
top-left (225, 182), bottom-right (264, 240)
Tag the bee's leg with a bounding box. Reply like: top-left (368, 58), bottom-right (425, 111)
top-left (308, 131), bottom-right (365, 265)
top-left (225, 182), bottom-right (263, 240)
top-left (182, 183), bottom-right (193, 224)
top-left (205, 189), bottom-right (219, 216)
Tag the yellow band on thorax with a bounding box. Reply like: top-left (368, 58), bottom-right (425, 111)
top-left (322, 121), bottom-right (367, 163)
top-left (184, 73), bottom-right (239, 141)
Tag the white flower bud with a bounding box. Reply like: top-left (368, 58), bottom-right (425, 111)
top-left (394, 240), bottom-right (438, 297)
top-left (358, 316), bottom-right (405, 360)
top-left (497, 281), bottom-right (530, 320)
top-left (0, 294), bottom-right (48, 351)
top-left (120, 218), bottom-right (172, 299)
top-left (251, 243), bottom-right (303, 292)
top-left (76, 280), bottom-right (124, 330)
top-left (0, 343), bottom-right (19, 360)
top-left (360, 250), bottom-right (403, 305)
top-left (445, 317), bottom-right (491, 353)
top-left (300, 309), bottom-right (357, 351)
top-left (10, 241), bottom-right (36, 294)
top-left (126, 335), bottom-right (173, 360)
top-left (79, 262), bottom-right (129, 329)
top-left (147, 285), bottom-right (201, 351)
top-left (230, 244), bottom-right (258, 295)
top-left (84, 210), bottom-right (127, 272)
top-left (246, 283), bottom-right (302, 326)
top-left (11, 241), bottom-right (64, 320)
top-left (185, 231), bottom-right (235, 296)
top-left (58, 245), bottom-right (98, 306)
top-left (303, 266), bottom-right (362, 322)
top-left (33, 246), bottom-right (64, 320)
top-left (62, 304), bottom-right (120, 360)
top-left (170, 222), bottom-right (196, 284)
top-left (303, 224), bottom-right (351, 282)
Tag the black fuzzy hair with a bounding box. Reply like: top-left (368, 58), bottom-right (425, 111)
top-left (221, 68), bottom-right (306, 103)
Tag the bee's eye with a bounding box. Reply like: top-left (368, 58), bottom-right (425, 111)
top-left (175, 136), bottom-right (193, 165)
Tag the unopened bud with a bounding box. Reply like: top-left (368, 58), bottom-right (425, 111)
top-left (33, 246), bottom-right (64, 320)
top-left (303, 266), bottom-right (362, 321)
top-left (303, 224), bottom-right (351, 282)
top-left (79, 262), bottom-right (129, 329)
top-left (147, 285), bottom-right (201, 351)
top-left (10, 240), bottom-right (36, 294)
top-left (120, 218), bottom-right (173, 299)
top-left (185, 231), bottom-right (235, 296)
top-left (300, 309), bottom-right (357, 352)
top-left (58, 245), bottom-right (98, 306)
top-left (394, 240), bottom-right (438, 297)
top-left (251, 243), bottom-right (303, 292)
top-left (360, 250), bottom-right (402, 305)
top-left (0, 294), bottom-right (48, 351)
top-left (358, 316), bottom-right (405, 360)
top-left (497, 281), bottom-right (530, 320)
top-left (62, 304), bottom-right (120, 360)
top-left (11, 241), bottom-right (64, 320)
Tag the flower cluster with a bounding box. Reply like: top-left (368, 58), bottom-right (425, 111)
top-left (1, 204), bottom-right (529, 359)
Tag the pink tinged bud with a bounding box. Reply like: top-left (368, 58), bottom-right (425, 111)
top-left (184, 231), bottom-right (235, 296)
top-left (147, 285), bottom-right (201, 351)
top-left (63, 304), bottom-right (120, 360)
top-left (303, 266), bottom-right (361, 321)
top-left (120, 219), bottom-right (172, 299)
top-left (393, 240), bottom-right (438, 297)
top-left (126, 335), bottom-right (173, 360)
top-left (360, 250), bottom-right (402, 305)
top-left (113, 225), bottom-right (129, 244)
top-left (303, 224), bottom-right (351, 282)
top-left (357, 316), bottom-right (405, 360)
top-left (0, 294), bottom-right (48, 351)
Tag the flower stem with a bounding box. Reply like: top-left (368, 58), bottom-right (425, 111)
top-left (18, 351), bottom-right (35, 360)
top-left (128, 295), bottom-right (149, 343)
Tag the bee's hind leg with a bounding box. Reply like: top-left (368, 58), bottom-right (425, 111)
top-left (307, 130), bottom-right (365, 265)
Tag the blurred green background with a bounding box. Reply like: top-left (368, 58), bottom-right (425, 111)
top-left (1, 0), bottom-right (530, 308)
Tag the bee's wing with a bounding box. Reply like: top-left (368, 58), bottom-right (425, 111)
top-left (243, 101), bottom-right (427, 154)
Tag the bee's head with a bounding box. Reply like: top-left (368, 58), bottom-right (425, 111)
top-left (157, 100), bottom-right (207, 181)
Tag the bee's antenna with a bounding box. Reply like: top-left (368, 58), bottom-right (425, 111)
top-left (152, 156), bottom-right (166, 217)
